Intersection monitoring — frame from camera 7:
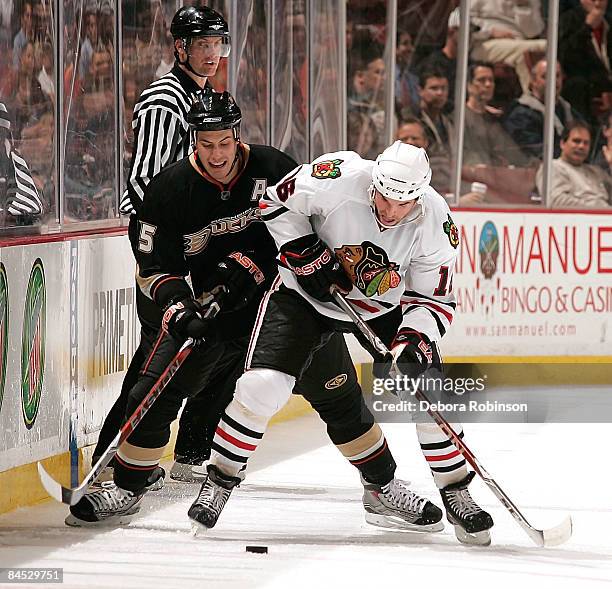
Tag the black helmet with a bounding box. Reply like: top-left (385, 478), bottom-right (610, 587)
top-left (170, 6), bottom-right (231, 56)
top-left (187, 89), bottom-right (242, 138)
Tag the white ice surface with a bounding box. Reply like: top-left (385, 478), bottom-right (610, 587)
top-left (0, 415), bottom-right (610, 589)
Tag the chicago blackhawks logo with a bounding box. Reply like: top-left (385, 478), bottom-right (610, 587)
top-left (334, 241), bottom-right (401, 297)
top-left (311, 159), bottom-right (343, 179)
top-left (443, 213), bottom-right (459, 249)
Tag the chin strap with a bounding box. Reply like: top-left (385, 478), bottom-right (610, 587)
top-left (174, 39), bottom-right (209, 79)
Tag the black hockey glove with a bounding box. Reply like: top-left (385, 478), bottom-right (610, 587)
top-left (280, 233), bottom-right (352, 303)
top-left (161, 298), bottom-right (216, 344)
top-left (376, 328), bottom-right (438, 380)
top-left (203, 251), bottom-right (266, 312)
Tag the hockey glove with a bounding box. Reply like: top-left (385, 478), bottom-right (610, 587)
top-left (161, 298), bottom-right (216, 344)
top-left (376, 328), bottom-right (438, 380)
top-left (280, 233), bottom-right (352, 303)
top-left (202, 251), bottom-right (266, 313)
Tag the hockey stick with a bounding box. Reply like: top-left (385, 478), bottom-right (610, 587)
top-left (332, 289), bottom-right (572, 547)
top-left (38, 298), bottom-right (223, 506)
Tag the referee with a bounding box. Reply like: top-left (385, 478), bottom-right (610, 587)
top-left (120, 5), bottom-right (230, 215)
top-left (93, 5), bottom-right (231, 482)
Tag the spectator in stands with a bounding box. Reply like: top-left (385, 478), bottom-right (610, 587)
top-left (417, 67), bottom-right (454, 165)
top-left (592, 109), bottom-right (612, 168)
top-left (464, 62), bottom-right (530, 167)
top-left (536, 120), bottom-right (612, 207)
top-left (32, 0), bottom-right (47, 46)
top-left (0, 0), bottom-right (13, 48)
top-left (470, 0), bottom-right (546, 93)
top-left (396, 117), bottom-right (429, 149)
top-left (395, 31), bottom-right (420, 120)
top-left (395, 116), bottom-right (450, 196)
top-left (10, 40), bottom-right (48, 139)
top-left (396, 116), bottom-right (485, 206)
top-left (503, 58), bottom-right (579, 159)
top-left (12, 1), bottom-right (33, 69)
top-left (559, 0), bottom-right (612, 123)
top-left (348, 41), bottom-right (386, 113)
top-left (78, 9), bottom-right (98, 80)
top-left (417, 7), bottom-right (460, 113)
top-left (348, 39), bottom-right (387, 151)
top-left (37, 40), bottom-right (54, 100)
top-left (348, 109), bottom-right (378, 159)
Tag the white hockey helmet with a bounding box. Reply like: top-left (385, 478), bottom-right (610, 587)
top-left (371, 140), bottom-right (432, 201)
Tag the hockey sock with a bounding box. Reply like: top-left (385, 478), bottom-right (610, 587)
top-left (416, 422), bottom-right (468, 488)
top-left (114, 441), bottom-right (165, 493)
top-left (210, 399), bottom-right (267, 477)
top-left (335, 424), bottom-right (396, 486)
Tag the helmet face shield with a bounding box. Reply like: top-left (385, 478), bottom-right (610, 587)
top-left (187, 35), bottom-right (231, 59)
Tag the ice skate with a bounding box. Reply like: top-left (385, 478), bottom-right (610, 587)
top-left (170, 455), bottom-right (208, 483)
top-left (362, 476), bottom-right (444, 532)
top-left (440, 472), bottom-right (494, 546)
top-left (65, 481), bottom-right (145, 527)
top-left (188, 465), bottom-right (241, 534)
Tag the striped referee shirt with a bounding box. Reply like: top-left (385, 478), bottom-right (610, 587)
top-left (119, 65), bottom-right (210, 215)
top-left (0, 102), bottom-right (43, 217)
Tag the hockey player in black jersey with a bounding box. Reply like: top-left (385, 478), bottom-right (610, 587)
top-left (93, 5), bottom-right (233, 482)
top-left (67, 90), bottom-right (444, 535)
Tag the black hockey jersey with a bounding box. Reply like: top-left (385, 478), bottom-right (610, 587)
top-left (134, 143), bottom-right (298, 340)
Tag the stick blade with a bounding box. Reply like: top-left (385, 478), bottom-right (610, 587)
top-left (37, 462), bottom-right (82, 506)
top-left (37, 462), bottom-right (66, 503)
top-left (542, 515), bottom-right (573, 547)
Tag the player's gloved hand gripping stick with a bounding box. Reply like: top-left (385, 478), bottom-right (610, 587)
top-left (37, 296), bottom-right (224, 506)
top-left (331, 287), bottom-right (572, 547)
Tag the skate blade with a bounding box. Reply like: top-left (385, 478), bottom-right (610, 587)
top-left (169, 464), bottom-right (208, 483)
top-left (453, 524), bottom-right (491, 546)
top-left (64, 511), bottom-right (138, 528)
top-left (190, 520), bottom-right (210, 537)
top-left (147, 477), bottom-right (165, 492)
top-left (365, 512), bottom-right (444, 533)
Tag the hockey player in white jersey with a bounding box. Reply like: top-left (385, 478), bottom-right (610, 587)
top-left (190, 141), bottom-right (494, 545)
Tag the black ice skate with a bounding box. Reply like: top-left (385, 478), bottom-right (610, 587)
top-left (170, 455), bottom-right (208, 483)
top-left (188, 465), bottom-right (241, 534)
top-left (65, 481), bottom-right (145, 527)
top-left (440, 472), bottom-right (494, 546)
top-left (362, 476), bottom-right (444, 532)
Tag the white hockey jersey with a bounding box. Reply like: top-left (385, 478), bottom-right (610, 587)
top-left (260, 150), bottom-right (458, 342)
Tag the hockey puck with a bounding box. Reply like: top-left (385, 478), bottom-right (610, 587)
top-left (246, 545), bottom-right (268, 554)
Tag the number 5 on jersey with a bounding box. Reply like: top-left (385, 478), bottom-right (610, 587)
top-left (138, 222), bottom-right (157, 253)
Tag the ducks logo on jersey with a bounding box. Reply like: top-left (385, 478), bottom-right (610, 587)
top-left (311, 159), bottom-right (344, 179)
top-left (335, 241), bottom-right (401, 297)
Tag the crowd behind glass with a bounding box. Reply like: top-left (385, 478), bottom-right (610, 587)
top-left (0, 0), bottom-right (610, 232)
